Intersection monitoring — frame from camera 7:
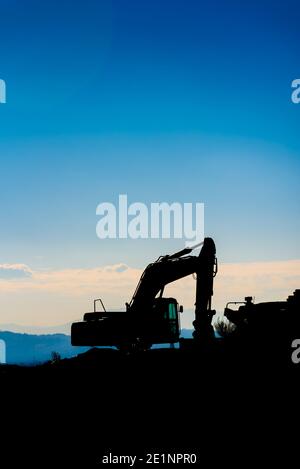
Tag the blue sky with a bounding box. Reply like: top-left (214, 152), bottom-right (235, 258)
top-left (0, 0), bottom-right (299, 325)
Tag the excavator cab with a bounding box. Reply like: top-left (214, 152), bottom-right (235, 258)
top-left (140, 297), bottom-right (181, 344)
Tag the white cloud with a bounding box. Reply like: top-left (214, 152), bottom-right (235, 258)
top-left (0, 263), bottom-right (140, 303)
top-left (0, 264), bottom-right (32, 280)
top-left (0, 259), bottom-right (299, 327)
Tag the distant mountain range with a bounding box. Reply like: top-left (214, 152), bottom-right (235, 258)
top-left (0, 322), bottom-right (72, 335)
top-left (0, 330), bottom-right (90, 365)
top-left (0, 327), bottom-right (193, 365)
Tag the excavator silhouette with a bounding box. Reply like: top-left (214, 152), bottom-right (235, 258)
top-left (71, 237), bottom-right (217, 350)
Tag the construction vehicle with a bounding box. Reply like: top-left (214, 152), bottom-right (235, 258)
top-left (224, 290), bottom-right (300, 339)
top-left (71, 237), bottom-right (217, 350)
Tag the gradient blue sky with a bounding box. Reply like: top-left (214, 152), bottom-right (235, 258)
top-left (0, 0), bottom-right (299, 274)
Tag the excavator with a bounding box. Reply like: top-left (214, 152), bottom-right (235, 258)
top-left (71, 237), bottom-right (217, 350)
